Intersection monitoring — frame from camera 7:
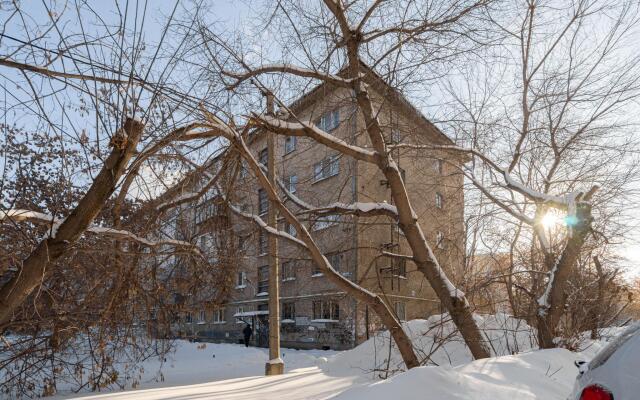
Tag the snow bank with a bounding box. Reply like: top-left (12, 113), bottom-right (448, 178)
top-left (333, 349), bottom-right (577, 400)
top-left (323, 313), bottom-right (536, 378)
top-left (49, 316), bottom-right (628, 400)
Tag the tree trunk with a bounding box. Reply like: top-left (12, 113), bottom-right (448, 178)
top-left (537, 203), bottom-right (592, 348)
top-left (0, 118), bottom-right (144, 327)
top-left (349, 69), bottom-right (491, 359)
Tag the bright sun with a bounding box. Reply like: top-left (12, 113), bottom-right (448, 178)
top-left (541, 212), bottom-right (562, 229)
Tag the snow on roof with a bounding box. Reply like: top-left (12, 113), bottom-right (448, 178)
top-left (234, 311), bottom-right (269, 317)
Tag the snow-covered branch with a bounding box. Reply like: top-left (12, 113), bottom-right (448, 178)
top-left (251, 114), bottom-right (379, 164)
top-left (397, 143), bottom-right (597, 211)
top-left (225, 203), bottom-right (306, 248)
top-left (1, 209), bottom-right (200, 255)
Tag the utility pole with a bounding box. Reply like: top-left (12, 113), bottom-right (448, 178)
top-left (265, 92), bottom-right (284, 376)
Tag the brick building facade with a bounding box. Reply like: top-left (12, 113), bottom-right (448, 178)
top-left (167, 69), bottom-right (466, 350)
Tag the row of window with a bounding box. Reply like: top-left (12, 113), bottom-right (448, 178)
top-left (184, 300), bottom-right (341, 325)
top-left (236, 252), bottom-right (347, 292)
top-left (182, 299), bottom-right (408, 325)
top-left (184, 309), bottom-right (225, 324)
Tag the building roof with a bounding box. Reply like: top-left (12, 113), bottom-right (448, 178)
top-left (287, 61), bottom-right (455, 145)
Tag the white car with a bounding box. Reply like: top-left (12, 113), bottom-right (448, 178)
top-left (569, 322), bottom-right (640, 400)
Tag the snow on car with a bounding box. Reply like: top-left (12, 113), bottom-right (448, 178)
top-left (569, 322), bottom-right (640, 400)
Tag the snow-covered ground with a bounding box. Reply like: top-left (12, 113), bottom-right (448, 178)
top-left (52, 314), bottom-right (619, 400)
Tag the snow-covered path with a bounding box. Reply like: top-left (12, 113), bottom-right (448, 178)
top-left (68, 367), bottom-right (363, 400)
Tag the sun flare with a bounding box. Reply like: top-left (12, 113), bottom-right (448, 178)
top-left (541, 212), bottom-right (562, 229)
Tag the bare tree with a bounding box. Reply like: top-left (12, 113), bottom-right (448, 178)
top-left (188, 0), bottom-right (495, 359)
top-left (432, 0), bottom-right (640, 347)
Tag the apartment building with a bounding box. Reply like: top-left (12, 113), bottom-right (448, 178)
top-left (169, 67), bottom-right (467, 350)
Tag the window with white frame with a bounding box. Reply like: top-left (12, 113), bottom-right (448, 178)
top-left (258, 189), bottom-right (268, 215)
top-left (258, 231), bottom-right (268, 254)
top-left (282, 261), bottom-right (296, 281)
top-left (235, 306), bottom-right (245, 323)
top-left (436, 231), bottom-right (445, 249)
top-left (282, 302), bottom-right (295, 320)
top-left (257, 266), bottom-right (269, 294)
top-left (312, 214), bottom-right (340, 231)
top-left (284, 136), bottom-right (297, 154)
top-left (313, 155), bottom-right (339, 181)
top-left (198, 309), bottom-right (206, 324)
top-left (213, 308), bottom-right (225, 323)
top-left (236, 271), bottom-right (247, 288)
top-left (312, 300), bottom-right (339, 321)
top-left (395, 301), bottom-right (406, 321)
top-left (435, 192), bottom-right (443, 209)
top-left (434, 159), bottom-right (444, 175)
top-left (259, 148), bottom-right (268, 166)
top-left (312, 261), bottom-right (323, 276)
top-left (314, 109), bottom-right (340, 132)
top-left (287, 174), bottom-right (298, 194)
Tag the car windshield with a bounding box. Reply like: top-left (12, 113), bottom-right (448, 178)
top-left (589, 322), bottom-right (640, 370)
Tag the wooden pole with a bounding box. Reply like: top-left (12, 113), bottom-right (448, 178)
top-left (265, 92), bottom-right (284, 375)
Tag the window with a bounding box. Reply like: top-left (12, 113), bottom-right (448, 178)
top-left (238, 235), bottom-right (246, 250)
top-left (434, 159), bottom-right (444, 175)
top-left (287, 174), bottom-right (298, 194)
top-left (436, 231), bottom-right (445, 249)
top-left (282, 302), bottom-right (295, 320)
top-left (198, 310), bottom-right (206, 324)
top-left (213, 308), bottom-right (225, 324)
top-left (236, 271), bottom-right (247, 288)
top-left (394, 258), bottom-right (407, 277)
top-left (327, 252), bottom-right (341, 272)
top-left (312, 300), bottom-right (339, 321)
top-left (259, 148), bottom-right (268, 166)
top-left (394, 301), bottom-right (406, 321)
top-left (185, 312), bottom-right (192, 323)
top-left (195, 202), bottom-right (217, 224)
top-left (391, 130), bottom-right (402, 144)
top-left (312, 262), bottom-right (323, 277)
top-left (257, 266), bottom-right (269, 294)
top-left (315, 109), bottom-right (340, 132)
top-left (258, 231), bottom-right (268, 255)
top-left (284, 136), bottom-right (297, 154)
top-left (285, 221), bottom-right (297, 237)
top-left (313, 214), bottom-right (340, 231)
top-left (435, 192), bottom-right (443, 209)
top-left (199, 235), bottom-right (208, 250)
top-left (313, 155), bottom-right (339, 181)
top-left (235, 306), bottom-right (245, 323)
top-left (258, 189), bottom-right (268, 215)
top-left (282, 261), bottom-right (296, 281)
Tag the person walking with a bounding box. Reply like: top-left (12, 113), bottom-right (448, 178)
top-left (243, 324), bottom-right (253, 347)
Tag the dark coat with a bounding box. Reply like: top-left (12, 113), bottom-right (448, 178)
top-left (243, 325), bottom-right (253, 338)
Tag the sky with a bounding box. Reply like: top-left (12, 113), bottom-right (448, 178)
top-left (1, 0), bottom-right (638, 279)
